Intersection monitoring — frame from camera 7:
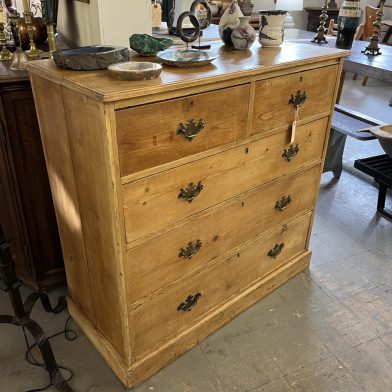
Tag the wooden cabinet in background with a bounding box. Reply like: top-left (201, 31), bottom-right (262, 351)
top-left (305, 7), bottom-right (340, 32)
top-left (0, 62), bottom-right (64, 291)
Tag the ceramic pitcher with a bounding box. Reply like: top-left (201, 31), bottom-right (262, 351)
top-left (219, 0), bottom-right (243, 46)
top-left (258, 10), bottom-right (287, 47)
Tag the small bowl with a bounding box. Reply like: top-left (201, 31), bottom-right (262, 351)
top-left (369, 124), bottom-right (392, 158)
top-left (107, 62), bottom-right (162, 81)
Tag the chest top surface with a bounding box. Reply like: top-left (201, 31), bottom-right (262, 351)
top-left (27, 42), bottom-right (349, 102)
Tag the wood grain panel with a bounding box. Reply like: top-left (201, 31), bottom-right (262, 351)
top-left (29, 75), bottom-right (95, 320)
top-left (116, 85), bottom-right (250, 175)
top-left (126, 165), bottom-right (320, 304)
top-left (60, 87), bottom-right (129, 360)
top-left (252, 65), bottom-right (339, 135)
top-left (123, 117), bottom-right (329, 242)
top-left (131, 212), bottom-right (312, 359)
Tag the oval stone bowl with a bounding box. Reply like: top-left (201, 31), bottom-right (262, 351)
top-left (108, 62), bottom-right (162, 81)
top-left (369, 124), bottom-right (392, 158)
top-left (53, 46), bottom-right (130, 70)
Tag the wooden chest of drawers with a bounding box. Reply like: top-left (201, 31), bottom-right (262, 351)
top-left (28, 42), bottom-right (348, 388)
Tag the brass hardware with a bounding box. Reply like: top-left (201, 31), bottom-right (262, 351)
top-left (179, 240), bottom-right (202, 259)
top-left (177, 293), bottom-right (201, 312)
top-left (268, 243), bottom-right (284, 259)
top-left (178, 181), bottom-right (203, 203)
top-left (282, 144), bottom-right (299, 161)
top-left (275, 195), bottom-right (292, 212)
top-left (177, 119), bottom-right (205, 141)
top-left (289, 91), bottom-right (307, 109)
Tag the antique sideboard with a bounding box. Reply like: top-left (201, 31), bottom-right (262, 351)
top-left (0, 62), bottom-right (64, 291)
top-left (28, 42), bottom-right (348, 388)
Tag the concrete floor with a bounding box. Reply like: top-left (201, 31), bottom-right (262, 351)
top-left (1, 76), bottom-right (392, 392)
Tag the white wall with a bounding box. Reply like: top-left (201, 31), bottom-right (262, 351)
top-left (14, 0), bottom-right (152, 48)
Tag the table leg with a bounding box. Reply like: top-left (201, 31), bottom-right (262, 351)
top-left (323, 129), bottom-right (347, 178)
top-left (377, 182), bottom-right (392, 219)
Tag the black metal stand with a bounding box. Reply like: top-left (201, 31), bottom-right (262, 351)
top-left (354, 154), bottom-right (392, 220)
top-left (0, 238), bottom-right (75, 392)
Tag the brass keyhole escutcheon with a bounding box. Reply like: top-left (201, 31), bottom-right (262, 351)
top-left (282, 144), bottom-right (299, 162)
top-left (268, 243), bottom-right (284, 259)
top-left (177, 293), bottom-right (202, 312)
top-left (289, 90), bottom-right (307, 109)
top-left (177, 119), bottom-right (205, 141)
top-left (179, 240), bottom-right (202, 259)
top-left (178, 181), bottom-right (203, 203)
top-left (275, 195), bottom-right (292, 212)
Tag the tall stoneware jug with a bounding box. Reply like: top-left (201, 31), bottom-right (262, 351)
top-left (335, 0), bottom-right (361, 49)
top-left (219, 0), bottom-right (243, 46)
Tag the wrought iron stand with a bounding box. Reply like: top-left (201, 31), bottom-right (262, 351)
top-left (0, 236), bottom-right (75, 392)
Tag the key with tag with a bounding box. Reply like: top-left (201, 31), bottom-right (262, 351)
top-left (291, 106), bottom-right (300, 144)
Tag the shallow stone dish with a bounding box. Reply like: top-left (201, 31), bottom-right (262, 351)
top-left (159, 49), bottom-right (217, 67)
top-left (369, 124), bottom-right (392, 158)
top-left (108, 62), bottom-right (162, 81)
top-left (53, 46), bottom-right (130, 70)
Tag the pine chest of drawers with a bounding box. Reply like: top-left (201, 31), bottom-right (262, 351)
top-left (29, 42), bottom-right (348, 388)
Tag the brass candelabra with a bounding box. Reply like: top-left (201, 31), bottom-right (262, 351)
top-left (362, 0), bottom-right (385, 56)
top-left (0, 22), bottom-right (12, 61)
top-left (311, 0), bottom-right (329, 44)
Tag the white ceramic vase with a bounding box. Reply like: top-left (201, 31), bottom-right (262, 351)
top-left (258, 10), bottom-right (287, 47)
top-left (231, 16), bottom-right (256, 50)
top-left (219, 0), bottom-right (243, 46)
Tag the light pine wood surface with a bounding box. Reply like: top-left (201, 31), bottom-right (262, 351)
top-left (28, 43), bottom-right (348, 388)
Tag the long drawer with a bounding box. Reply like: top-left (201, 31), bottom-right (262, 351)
top-left (126, 165), bottom-right (320, 303)
top-left (123, 117), bottom-right (328, 242)
top-left (131, 212), bottom-right (312, 359)
top-left (116, 85), bottom-right (250, 176)
top-left (252, 65), bottom-right (338, 136)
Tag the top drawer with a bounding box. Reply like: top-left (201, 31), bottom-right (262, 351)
top-left (116, 85), bottom-right (250, 176)
top-left (252, 65), bottom-right (339, 136)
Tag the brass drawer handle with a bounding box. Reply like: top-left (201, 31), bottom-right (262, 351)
top-left (268, 243), bottom-right (284, 259)
top-left (289, 90), bottom-right (307, 109)
top-left (179, 240), bottom-right (202, 259)
top-left (275, 195), bottom-right (292, 212)
top-left (178, 181), bottom-right (203, 203)
top-left (282, 144), bottom-right (299, 161)
top-left (177, 293), bottom-right (202, 312)
top-left (177, 119), bottom-right (205, 141)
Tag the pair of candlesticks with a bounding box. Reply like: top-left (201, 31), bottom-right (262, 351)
top-left (0, 6), bottom-right (56, 70)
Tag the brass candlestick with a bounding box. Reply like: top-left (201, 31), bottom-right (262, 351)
top-left (362, 0), bottom-right (385, 56)
top-left (46, 23), bottom-right (55, 59)
top-left (23, 11), bottom-right (40, 58)
top-left (311, 0), bottom-right (329, 44)
top-left (0, 22), bottom-right (13, 61)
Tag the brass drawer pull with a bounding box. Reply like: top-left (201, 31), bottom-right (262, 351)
top-left (177, 119), bottom-right (205, 141)
top-left (282, 144), bottom-right (299, 161)
top-left (178, 181), bottom-right (203, 203)
top-left (177, 293), bottom-right (202, 312)
top-left (179, 240), bottom-right (202, 259)
top-left (289, 90), bottom-right (307, 109)
top-left (268, 243), bottom-right (284, 259)
top-left (275, 195), bottom-right (292, 212)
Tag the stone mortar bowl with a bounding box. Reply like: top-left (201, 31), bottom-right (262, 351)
top-left (108, 62), bottom-right (162, 81)
top-left (369, 124), bottom-right (392, 158)
top-left (53, 46), bottom-right (130, 70)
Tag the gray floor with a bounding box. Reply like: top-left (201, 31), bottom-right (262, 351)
top-left (1, 76), bottom-right (392, 392)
